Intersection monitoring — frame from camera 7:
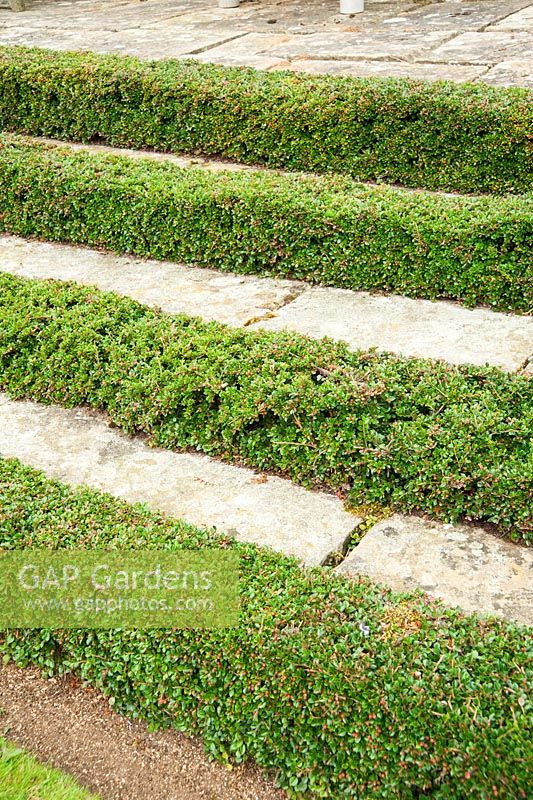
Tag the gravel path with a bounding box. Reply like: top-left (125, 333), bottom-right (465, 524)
top-left (0, 663), bottom-right (286, 800)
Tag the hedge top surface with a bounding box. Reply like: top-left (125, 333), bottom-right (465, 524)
top-left (1, 457), bottom-right (532, 800)
top-left (0, 46), bottom-right (531, 194)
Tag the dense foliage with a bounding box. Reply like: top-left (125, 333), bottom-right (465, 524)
top-left (0, 136), bottom-right (531, 312)
top-left (0, 46), bottom-right (531, 194)
top-left (1, 274), bottom-right (531, 540)
top-left (1, 458), bottom-right (531, 799)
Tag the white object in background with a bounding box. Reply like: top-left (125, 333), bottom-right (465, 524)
top-left (218, 0), bottom-right (240, 7)
top-left (340, 0), bottom-right (364, 13)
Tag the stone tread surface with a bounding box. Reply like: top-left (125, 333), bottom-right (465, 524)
top-left (2, 234), bottom-right (532, 372)
top-left (336, 514), bottom-right (533, 625)
top-left (0, 394), bottom-right (359, 567)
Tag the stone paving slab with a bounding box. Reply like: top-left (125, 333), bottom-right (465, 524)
top-left (427, 31), bottom-right (533, 65)
top-left (252, 286), bottom-right (533, 371)
top-left (0, 23), bottom-right (245, 58)
top-left (379, 0), bottom-right (531, 32)
top-left (482, 58), bottom-right (533, 87)
top-left (0, 0), bottom-right (204, 28)
top-left (190, 32), bottom-right (292, 65)
top-left (33, 137), bottom-right (258, 173)
top-left (491, 6), bottom-right (533, 30)
top-left (0, 235), bottom-right (304, 327)
top-left (3, 234), bottom-right (532, 372)
top-left (336, 514), bottom-right (533, 625)
top-left (0, 395), bottom-right (358, 566)
top-left (263, 29), bottom-right (455, 60)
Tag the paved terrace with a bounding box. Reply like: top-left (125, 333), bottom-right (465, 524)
top-left (0, 0), bottom-right (532, 87)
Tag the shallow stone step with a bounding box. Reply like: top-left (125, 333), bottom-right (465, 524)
top-left (336, 514), bottom-right (532, 625)
top-left (252, 286), bottom-right (533, 371)
top-left (33, 136), bottom-right (257, 174)
top-left (0, 235), bottom-right (303, 327)
top-left (0, 394), bottom-right (358, 567)
top-left (2, 234), bottom-right (532, 372)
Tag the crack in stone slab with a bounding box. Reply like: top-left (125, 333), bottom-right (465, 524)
top-left (336, 514), bottom-right (532, 625)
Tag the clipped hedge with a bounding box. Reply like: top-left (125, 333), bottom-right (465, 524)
top-left (1, 274), bottom-right (531, 540)
top-left (0, 136), bottom-right (532, 312)
top-left (1, 457), bottom-right (531, 799)
top-left (0, 46), bottom-right (531, 195)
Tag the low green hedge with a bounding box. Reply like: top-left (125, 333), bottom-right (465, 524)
top-left (0, 136), bottom-right (531, 312)
top-left (1, 458), bottom-right (531, 799)
top-left (0, 46), bottom-right (531, 194)
top-left (1, 274), bottom-right (531, 540)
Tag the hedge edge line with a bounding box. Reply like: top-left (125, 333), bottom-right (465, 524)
top-left (0, 45), bottom-right (531, 195)
top-left (1, 457), bottom-right (531, 800)
top-left (1, 273), bottom-right (531, 541)
top-left (0, 135), bottom-right (532, 312)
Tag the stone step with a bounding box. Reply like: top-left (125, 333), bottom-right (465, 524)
top-left (1, 392), bottom-right (530, 624)
top-left (33, 137), bottom-right (257, 174)
top-left (2, 235), bottom-right (532, 371)
top-left (336, 514), bottom-right (532, 626)
top-left (0, 394), bottom-right (358, 567)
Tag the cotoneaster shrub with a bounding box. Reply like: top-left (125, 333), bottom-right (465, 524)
top-left (0, 274), bottom-right (531, 541)
top-left (0, 46), bottom-right (531, 194)
top-left (0, 458), bottom-right (531, 800)
top-left (0, 136), bottom-right (531, 312)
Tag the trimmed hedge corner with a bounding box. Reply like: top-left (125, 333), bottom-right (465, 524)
top-left (0, 274), bottom-right (531, 541)
top-left (0, 46), bottom-right (531, 195)
top-left (1, 458), bottom-right (531, 799)
top-left (0, 136), bottom-right (531, 312)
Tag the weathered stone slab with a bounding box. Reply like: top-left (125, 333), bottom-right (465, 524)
top-left (490, 7), bottom-right (533, 31)
top-left (0, 23), bottom-right (245, 60)
top-left (0, 395), bottom-right (358, 566)
top-left (2, 0), bottom-right (532, 87)
top-left (184, 32), bottom-right (294, 60)
top-left (189, 34), bottom-right (288, 68)
top-left (481, 58), bottom-right (533, 87)
top-left (0, 0), bottom-right (204, 31)
top-left (263, 30), bottom-right (455, 60)
top-left (282, 59), bottom-right (487, 82)
top-left (0, 235), bottom-right (303, 327)
top-left (336, 514), bottom-right (533, 625)
top-left (427, 31), bottom-right (533, 65)
top-left (193, 52), bottom-right (285, 70)
top-left (252, 287), bottom-right (533, 371)
top-left (387, 0), bottom-right (532, 32)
